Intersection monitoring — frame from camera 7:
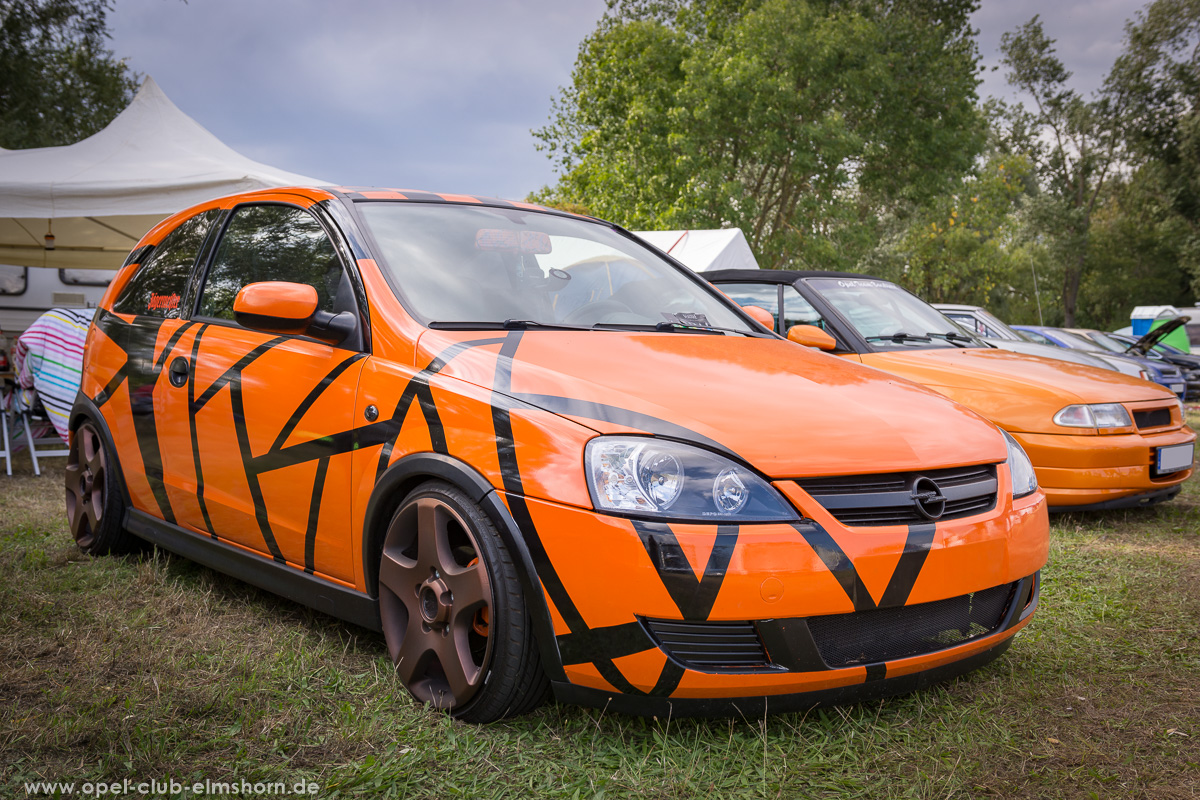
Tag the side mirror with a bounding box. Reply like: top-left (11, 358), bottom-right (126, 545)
top-left (787, 324), bottom-right (837, 351)
top-left (234, 281), bottom-right (357, 346)
top-left (741, 304), bottom-right (776, 330)
top-left (234, 282), bottom-right (318, 335)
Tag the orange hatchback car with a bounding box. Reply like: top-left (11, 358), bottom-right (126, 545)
top-left (69, 187), bottom-right (1047, 721)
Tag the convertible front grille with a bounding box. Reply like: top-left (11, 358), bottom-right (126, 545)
top-left (795, 464), bottom-right (998, 527)
top-left (1134, 407), bottom-right (1173, 429)
top-left (806, 582), bottom-right (1017, 667)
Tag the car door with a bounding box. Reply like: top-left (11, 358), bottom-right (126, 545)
top-left (163, 201), bottom-right (367, 584)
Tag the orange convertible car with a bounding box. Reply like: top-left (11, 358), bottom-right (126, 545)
top-left (69, 187), bottom-right (1047, 721)
top-left (710, 270), bottom-right (1196, 512)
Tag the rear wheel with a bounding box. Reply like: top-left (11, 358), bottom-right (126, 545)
top-left (378, 481), bottom-right (547, 722)
top-left (65, 419), bottom-right (135, 555)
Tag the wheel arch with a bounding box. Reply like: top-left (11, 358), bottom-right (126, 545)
top-left (362, 453), bottom-right (565, 681)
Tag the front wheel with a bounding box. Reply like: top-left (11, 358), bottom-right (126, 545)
top-left (377, 481), bottom-right (547, 722)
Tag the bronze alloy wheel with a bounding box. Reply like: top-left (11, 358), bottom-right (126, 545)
top-left (379, 489), bottom-right (495, 710)
top-left (65, 421), bottom-right (108, 550)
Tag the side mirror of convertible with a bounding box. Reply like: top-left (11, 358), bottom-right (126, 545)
top-left (787, 324), bottom-right (837, 351)
top-left (741, 304), bottom-right (776, 330)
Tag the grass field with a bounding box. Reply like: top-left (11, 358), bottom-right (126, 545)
top-left (2, 418), bottom-right (1199, 799)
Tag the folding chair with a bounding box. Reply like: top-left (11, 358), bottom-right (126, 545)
top-left (12, 387), bottom-right (69, 477)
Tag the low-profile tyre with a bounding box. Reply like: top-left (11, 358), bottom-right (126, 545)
top-left (378, 480), bottom-right (548, 723)
top-left (65, 419), bottom-right (135, 555)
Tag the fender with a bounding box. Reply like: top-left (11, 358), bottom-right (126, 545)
top-left (362, 452), bottom-right (566, 681)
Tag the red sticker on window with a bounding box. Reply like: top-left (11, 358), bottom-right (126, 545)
top-left (148, 292), bottom-right (181, 312)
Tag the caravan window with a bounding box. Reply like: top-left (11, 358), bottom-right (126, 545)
top-left (61, 269), bottom-right (117, 287)
top-left (0, 265), bottom-right (27, 295)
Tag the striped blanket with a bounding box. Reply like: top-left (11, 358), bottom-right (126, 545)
top-left (12, 308), bottom-right (95, 441)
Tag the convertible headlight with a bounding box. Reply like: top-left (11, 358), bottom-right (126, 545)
top-left (1002, 430), bottom-right (1038, 499)
top-left (585, 437), bottom-right (798, 522)
top-left (1053, 403), bottom-right (1132, 429)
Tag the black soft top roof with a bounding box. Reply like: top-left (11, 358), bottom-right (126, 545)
top-left (705, 269), bottom-right (886, 284)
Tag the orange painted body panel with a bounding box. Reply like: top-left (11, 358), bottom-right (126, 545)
top-left (76, 186), bottom-right (1052, 713)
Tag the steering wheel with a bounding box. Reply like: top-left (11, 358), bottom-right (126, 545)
top-left (561, 300), bottom-right (634, 325)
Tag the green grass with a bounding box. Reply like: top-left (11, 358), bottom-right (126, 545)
top-left (3, 423), bottom-right (1199, 799)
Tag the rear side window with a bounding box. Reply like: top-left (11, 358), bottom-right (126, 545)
top-left (113, 210), bottom-right (220, 317)
top-left (197, 204), bottom-right (346, 322)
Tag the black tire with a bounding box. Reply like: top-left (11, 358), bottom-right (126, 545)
top-left (65, 418), bottom-right (136, 556)
top-left (377, 480), bottom-right (548, 723)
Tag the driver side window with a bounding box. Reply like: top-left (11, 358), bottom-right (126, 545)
top-left (198, 204), bottom-right (351, 324)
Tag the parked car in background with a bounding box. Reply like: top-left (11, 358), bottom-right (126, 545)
top-left (708, 270), bottom-right (1195, 512)
top-left (932, 304), bottom-right (1125, 374)
top-left (69, 186), bottom-right (1050, 722)
top-left (1013, 325), bottom-right (1186, 401)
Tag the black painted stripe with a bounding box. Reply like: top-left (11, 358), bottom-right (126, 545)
top-left (304, 457), bottom-right (330, 575)
top-left (632, 520), bottom-right (740, 620)
top-left (269, 352), bottom-right (366, 453)
top-left (789, 520), bottom-right (876, 612)
top-left (186, 324), bottom-right (216, 537)
top-left (877, 523), bottom-right (937, 609)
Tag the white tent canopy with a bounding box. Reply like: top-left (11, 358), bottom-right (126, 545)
top-left (632, 228), bottom-right (760, 272)
top-left (0, 77), bottom-right (328, 269)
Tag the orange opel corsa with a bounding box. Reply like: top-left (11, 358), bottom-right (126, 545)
top-left (68, 187), bottom-right (1048, 722)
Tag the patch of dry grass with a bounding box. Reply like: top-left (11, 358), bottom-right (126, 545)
top-left (2, 438), bottom-right (1198, 799)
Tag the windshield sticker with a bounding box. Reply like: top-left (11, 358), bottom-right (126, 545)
top-left (832, 279), bottom-right (898, 290)
top-left (662, 312), bottom-right (712, 327)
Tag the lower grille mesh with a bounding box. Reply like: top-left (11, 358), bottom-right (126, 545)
top-left (806, 583), bottom-right (1016, 668)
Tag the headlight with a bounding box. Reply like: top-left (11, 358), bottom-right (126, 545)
top-left (1053, 403), bottom-right (1132, 428)
top-left (1002, 430), bottom-right (1038, 498)
top-left (585, 437), bottom-right (798, 522)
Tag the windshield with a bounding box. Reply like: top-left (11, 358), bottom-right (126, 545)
top-left (1050, 329), bottom-right (1109, 352)
top-left (1083, 331), bottom-right (1130, 354)
top-left (355, 203), bottom-right (754, 333)
top-left (804, 278), bottom-right (983, 349)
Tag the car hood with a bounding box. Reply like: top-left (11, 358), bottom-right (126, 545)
top-left (985, 339), bottom-right (1117, 371)
top-left (1129, 316), bottom-right (1190, 355)
top-left (416, 329), bottom-right (1006, 478)
top-left (857, 347), bottom-right (1175, 433)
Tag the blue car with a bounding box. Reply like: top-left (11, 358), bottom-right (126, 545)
top-left (1013, 325), bottom-right (1187, 401)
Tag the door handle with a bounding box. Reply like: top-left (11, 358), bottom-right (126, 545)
top-left (168, 356), bottom-right (190, 388)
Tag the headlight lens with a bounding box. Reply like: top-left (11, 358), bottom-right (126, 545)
top-left (1002, 430), bottom-right (1039, 498)
top-left (586, 437), bottom-right (798, 522)
top-left (1053, 403), bottom-right (1132, 428)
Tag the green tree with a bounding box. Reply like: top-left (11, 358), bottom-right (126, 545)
top-left (0, 0), bottom-right (137, 148)
top-left (535, 0), bottom-right (985, 270)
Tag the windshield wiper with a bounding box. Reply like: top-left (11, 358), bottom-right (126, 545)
top-left (865, 332), bottom-right (932, 344)
top-left (594, 321), bottom-right (773, 337)
top-left (428, 319), bottom-right (595, 331)
top-left (927, 331), bottom-right (974, 348)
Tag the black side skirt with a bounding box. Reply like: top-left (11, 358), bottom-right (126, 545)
top-left (125, 509), bottom-right (381, 632)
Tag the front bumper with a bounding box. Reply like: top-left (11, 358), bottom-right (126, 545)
top-left (511, 482), bottom-right (1047, 714)
top-left (1013, 426), bottom-right (1196, 510)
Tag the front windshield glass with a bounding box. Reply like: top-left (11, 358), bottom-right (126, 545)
top-left (355, 202), bottom-right (754, 333)
top-left (1083, 331), bottom-right (1130, 354)
top-left (1051, 330), bottom-right (1108, 352)
top-left (804, 277), bottom-right (983, 349)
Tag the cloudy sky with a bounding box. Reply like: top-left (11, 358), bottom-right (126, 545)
top-left (107, 0), bottom-right (1149, 201)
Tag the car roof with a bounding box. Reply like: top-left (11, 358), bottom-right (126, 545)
top-left (706, 269), bottom-right (878, 284)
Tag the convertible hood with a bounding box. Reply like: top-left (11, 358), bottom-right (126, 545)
top-left (858, 347), bottom-right (1174, 426)
top-left (416, 329), bottom-right (1005, 478)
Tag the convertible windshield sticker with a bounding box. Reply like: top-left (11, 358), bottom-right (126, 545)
top-left (661, 312), bottom-right (712, 327)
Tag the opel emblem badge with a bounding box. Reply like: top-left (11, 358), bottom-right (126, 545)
top-left (911, 476), bottom-right (947, 520)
